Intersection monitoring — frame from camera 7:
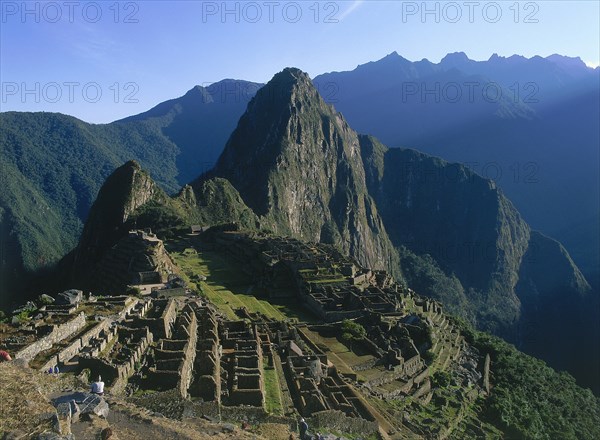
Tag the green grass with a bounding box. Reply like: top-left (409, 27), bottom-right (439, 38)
top-left (310, 277), bottom-right (347, 284)
top-left (303, 328), bottom-right (376, 367)
top-left (168, 242), bottom-right (310, 322)
top-left (263, 366), bottom-right (283, 415)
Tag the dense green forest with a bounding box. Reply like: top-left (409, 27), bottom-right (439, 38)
top-left (453, 318), bottom-right (600, 440)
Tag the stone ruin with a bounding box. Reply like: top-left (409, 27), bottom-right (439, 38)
top-left (145, 303), bottom-right (197, 396)
top-left (207, 231), bottom-right (480, 408)
top-left (213, 232), bottom-right (404, 322)
top-left (0, 230), bottom-right (487, 439)
top-left (189, 304), bottom-right (221, 403)
top-left (88, 229), bottom-right (176, 294)
top-left (219, 320), bottom-right (265, 407)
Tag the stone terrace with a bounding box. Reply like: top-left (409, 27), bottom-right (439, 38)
top-left (2, 231), bottom-right (483, 439)
top-left (212, 232), bottom-right (404, 322)
top-left (219, 320), bottom-right (265, 407)
top-left (146, 303), bottom-right (198, 397)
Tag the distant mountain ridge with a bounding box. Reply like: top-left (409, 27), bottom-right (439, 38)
top-left (0, 79), bottom-right (259, 308)
top-left (117, 79), bottom-right (263, 185)
top-left (314, 52), bottom-right (600, 285)
top-left (3, 53), bottom-right (596, 307)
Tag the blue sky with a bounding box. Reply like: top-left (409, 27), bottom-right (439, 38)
top-left (1, 0), bottom-right (599, 123)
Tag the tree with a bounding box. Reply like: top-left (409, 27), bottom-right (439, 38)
top-left (341, 319), bottom-right (366, 351)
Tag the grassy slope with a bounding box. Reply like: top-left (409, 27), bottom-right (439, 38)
top-left (167, 239), bottom-right (310, 322)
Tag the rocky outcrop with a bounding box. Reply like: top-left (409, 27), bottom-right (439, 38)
top-left (69, 161), bottom-right (171, 288)
top-left (183, 178), bottom-right (260, 229)
top-left (72, 161), bottom-right (164, 270)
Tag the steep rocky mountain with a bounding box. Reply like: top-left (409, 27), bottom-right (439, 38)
top-left (200, 68), bottom-right (398, 274)
top-left (314, 53), bottom-right (600, 283)
top-left (70, 160), bottom-right (168, 278)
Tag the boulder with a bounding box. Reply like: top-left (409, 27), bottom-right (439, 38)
top-left (53, 392), bottom-right (109, 419)
top-left (37, 294), bottom-right (55, 306)
top-left (56, 402), bottom-right (71, 421)
top-left (222, 423), bottom-right (235, 433)
top-left (56, 402), bottom-right (72, 435)
top-left (55, 290), bottom-right (83, 306)
top-left (69, 400), bottom-right (80, 422)
top-left (4, 430), bottom-right (26, 439)
top-left (79, 394), bottom-right (109, 418)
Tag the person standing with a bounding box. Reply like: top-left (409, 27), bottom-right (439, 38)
top-left (299, 418), bottom-right (309, 440)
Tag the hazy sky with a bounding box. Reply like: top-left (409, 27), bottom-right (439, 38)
top-left (1, 0), bottom-right (599, 123)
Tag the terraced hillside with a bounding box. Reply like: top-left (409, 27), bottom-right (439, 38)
top-left (3, 228), bottom-right (600, 439)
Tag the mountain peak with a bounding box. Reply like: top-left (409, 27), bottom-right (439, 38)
top-left (182, 84), bottom-right (212, 102)
top-left (72, 161), bottom-right (162, 272)
top-left (266, 67), bottom-right (313, 91)
top-left (245, 67), bottom-right (319, 112)
top-left (441, 51), bottom-right (470, 65)
top-left (546, 54), bottom-right (592, 73)
top-left (378, 51), bottom-right (410, 64)
top-left (123, 159), bottom-right (141, 170)
top-left (206, 66), bottom-right (398, 273)
top-left (277, 66), bottom-right (310, 79)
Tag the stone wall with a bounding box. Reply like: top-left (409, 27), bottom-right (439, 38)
top-left (177, 305), bottom-right (198, 398)
top-left (130, 298), bottom-right (176, 339)
top-left (39, 320), bottom-right (111, 371)
top-left (111, 327), bottom-right (154, 394)
top-left (219, 320), bottom-right (265, 408)
top-left (190, 304), bottom-right (221, 403)
top-left (412, 378), bottom-right (431, 399)
top-left (154, 288), bottom-right (187, 298)
top-left (80, 326), bottom-right (153, 394)
top-left (137, 271), bottom-right (161, 285)
top-left (147, 303), bottom-right (198, 397)
top-left (117, 298), bottom-right (140, 321)
top-left (414, 367), bottom-right (429, 385)
top-left (308, 410), bottom-right (379, 436)
top-left (160, 298), bottom-right (177, 339)
top-left (483, 353), bottom-right (490, 394)
top-left (15, 312), bottom-right (87, 364)
top-left (79, 325), bottom-right (118, 359)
